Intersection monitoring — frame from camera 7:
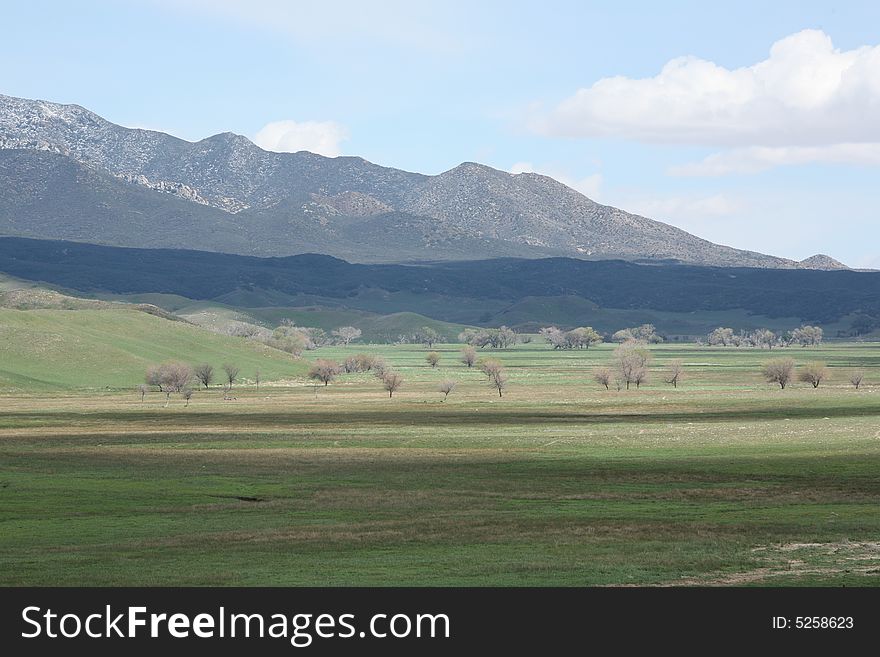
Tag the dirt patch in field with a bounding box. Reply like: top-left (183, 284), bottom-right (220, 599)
top-left (657, 540), bottom-right (880, 586)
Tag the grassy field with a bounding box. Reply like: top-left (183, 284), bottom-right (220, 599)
top-left (1, 341), bottom-right (879, 585)
top-left (0, 308), bottom-right (305, 390)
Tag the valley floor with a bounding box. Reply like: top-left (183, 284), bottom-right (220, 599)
top-left (1, 343), bottom-right (879, 586)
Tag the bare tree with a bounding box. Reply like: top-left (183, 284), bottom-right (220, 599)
top-left (664, 360), bottom-right (684, 388)
top-left (798, 362), bottom-right (829, 388)
top-left (254, 369), bottom-right (261, 389)
top-left (147, 361), bottom-right (193, 407)
top-left (439, 380), bottom-right (456, 400)
top-left (182, 388), bottom-right (193, 407)
top-left (383, 371), bottom-right (404, 397)
top-left (762, 358), bottom-right (796, 389)
top-left (332, 326), bottom-right (362, 346)
top-left (309, 359), bottom-right (340, 387)
top-left (137, 383), bottom-right (148, 402)
top-left (593, 366), bottom-right (613, 390)
top-left (145, 365), bottom-right (162, 390)
top-left (460, 346), bottom-right (477, 368)
top-left (613, 342), bottom-right (651, 390)
top-left (850, 369), bottom-right (866, 389)
top-left (479, 358), bottom-right (504, 381)
top-left (371, 357), bottom-right (389, 378)
top-left (194, 363), bottom-right (214, 389)
top-left (222, 363), bottom-right (240, 390)
top-left (426, 351), bottom-right (441, 368)
top-left (490, 369), bottom-right (508, 397)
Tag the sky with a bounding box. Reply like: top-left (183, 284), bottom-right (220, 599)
top-left (2, 0), bottom-right (880, 266)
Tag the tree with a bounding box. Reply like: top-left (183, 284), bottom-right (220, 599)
top-left (147, 361), bottom-right (193, 407)
top-left (593, 366), bottom-right (613, 390)
top-left (371, 357), bottom-right (389, 378)
top-left (751, 329), bottom-right (776, 350)
top-left (415, 327), bottom-right (441, 348)
top-left (438, 380), bottom-right (456, 400)
top-left (611, 329), bottom-right (635, 343)
top-left (479, 358), bottom-right (503, 381)
top-left (383, 371), bottom-right (404, 397)
top-left (539, 327), bottom-right (567, 349)
top-left (254, 369), bottom-right (261, 389)
top-left (762, 358), bottom-right (796, 389)
top-left (850, 369), bottom-right (866, 389)
top-left (707, 327), bottom-right (735, 346)
top-left (489, 369), bottom-right (508, 397)
top-left (137, 383), bottom-right (148, 402)
top-left (332, 326), bottom-right (362, 346)
top-left (792, 325), bottom-right (823, 347)
top-left (495, 326), bottom-right (518, 349)
top-left (664, 360), bottom-right (684, 388)
top-left (267, 326), bottom-right (308, 356)
top-left (566, 327), bottom-right (602, 349)
top-left (426, 351), bottom-right (441, 368)
top-left (194, 363), bottom-right (214, 389)
top-left (145, 365), bottom-right (163, 390)
top-left (309, 359), bottom-right (340, 387)
top-left (182, 388), bottom-right (193, 407)
top-left (798, 362), bottom-right (829, 388)
top-left (460, 346), bottom-right (477, 368)
top-left (222, 363), bottom-right (240, 389)
top-left (633, 324), bottom-right (663, 343)
top-left (613, 342), bottom-right (651, 390)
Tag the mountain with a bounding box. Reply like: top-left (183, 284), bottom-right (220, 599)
top-left (0, 93), bottom-right (828, 268)
top-left (2, 237), bottom-right (877, 333)
top-left (798, 254), bottom-right (851, 271)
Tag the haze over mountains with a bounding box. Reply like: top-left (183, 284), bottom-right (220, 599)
top-left (0, 93), bottom-right (846, 269)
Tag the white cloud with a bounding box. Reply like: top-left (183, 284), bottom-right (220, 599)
top-left (540, 29), bottom-right (880, 153)
top-left (669, 143), bottom-right (880, 176)
top-left (509, 162), bottom-right (603, 199)
top-left (253, 119), bottom-right (348, 156)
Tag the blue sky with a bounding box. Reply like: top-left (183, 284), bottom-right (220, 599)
top-left (3, 0), bottom-right (880, 266)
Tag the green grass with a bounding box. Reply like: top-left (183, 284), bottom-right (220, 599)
top-left (1, 338), bottom-right (880, 585)
top-left (0, 307), bottom-right (305, 391)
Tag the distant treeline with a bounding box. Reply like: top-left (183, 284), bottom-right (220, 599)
top-left (1, 237), bottom-right (879, 327)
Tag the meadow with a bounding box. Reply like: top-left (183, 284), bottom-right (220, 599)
top-left (1, 341), bottom-right (879, 586)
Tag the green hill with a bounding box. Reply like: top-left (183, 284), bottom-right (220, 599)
top-left (0, 308), bottom-right (306, 391)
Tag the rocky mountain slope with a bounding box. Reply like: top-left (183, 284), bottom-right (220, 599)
top-left (0, 93), bottom-right (844, 268)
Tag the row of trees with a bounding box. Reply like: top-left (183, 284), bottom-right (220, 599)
top-left (761, 359), bottom-right (865, 389)
top-left (309, 349), bottom-right (511, 398)
top-left (706, 325), bottom-right (824, 349)
top-left (539, 326), bottom-right (602, 350)
top-left (458, 326), bottom-right (519, 349)
top-left (142, 361), bottom-right (255, 406)
top-left (227, 320), bottom-right (365, 357)
top-left (308, 355), bottom-right (404, 397)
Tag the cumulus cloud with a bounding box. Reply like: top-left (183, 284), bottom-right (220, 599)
top-left (509, 162), bottom-right (603, 199)
top-left (540, 30), bottom-right (880, 172)
top-left (253, 119), bottom-right (348, 156)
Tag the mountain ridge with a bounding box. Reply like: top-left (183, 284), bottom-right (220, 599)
top-left (0, 93), bottom-right (845, 269)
